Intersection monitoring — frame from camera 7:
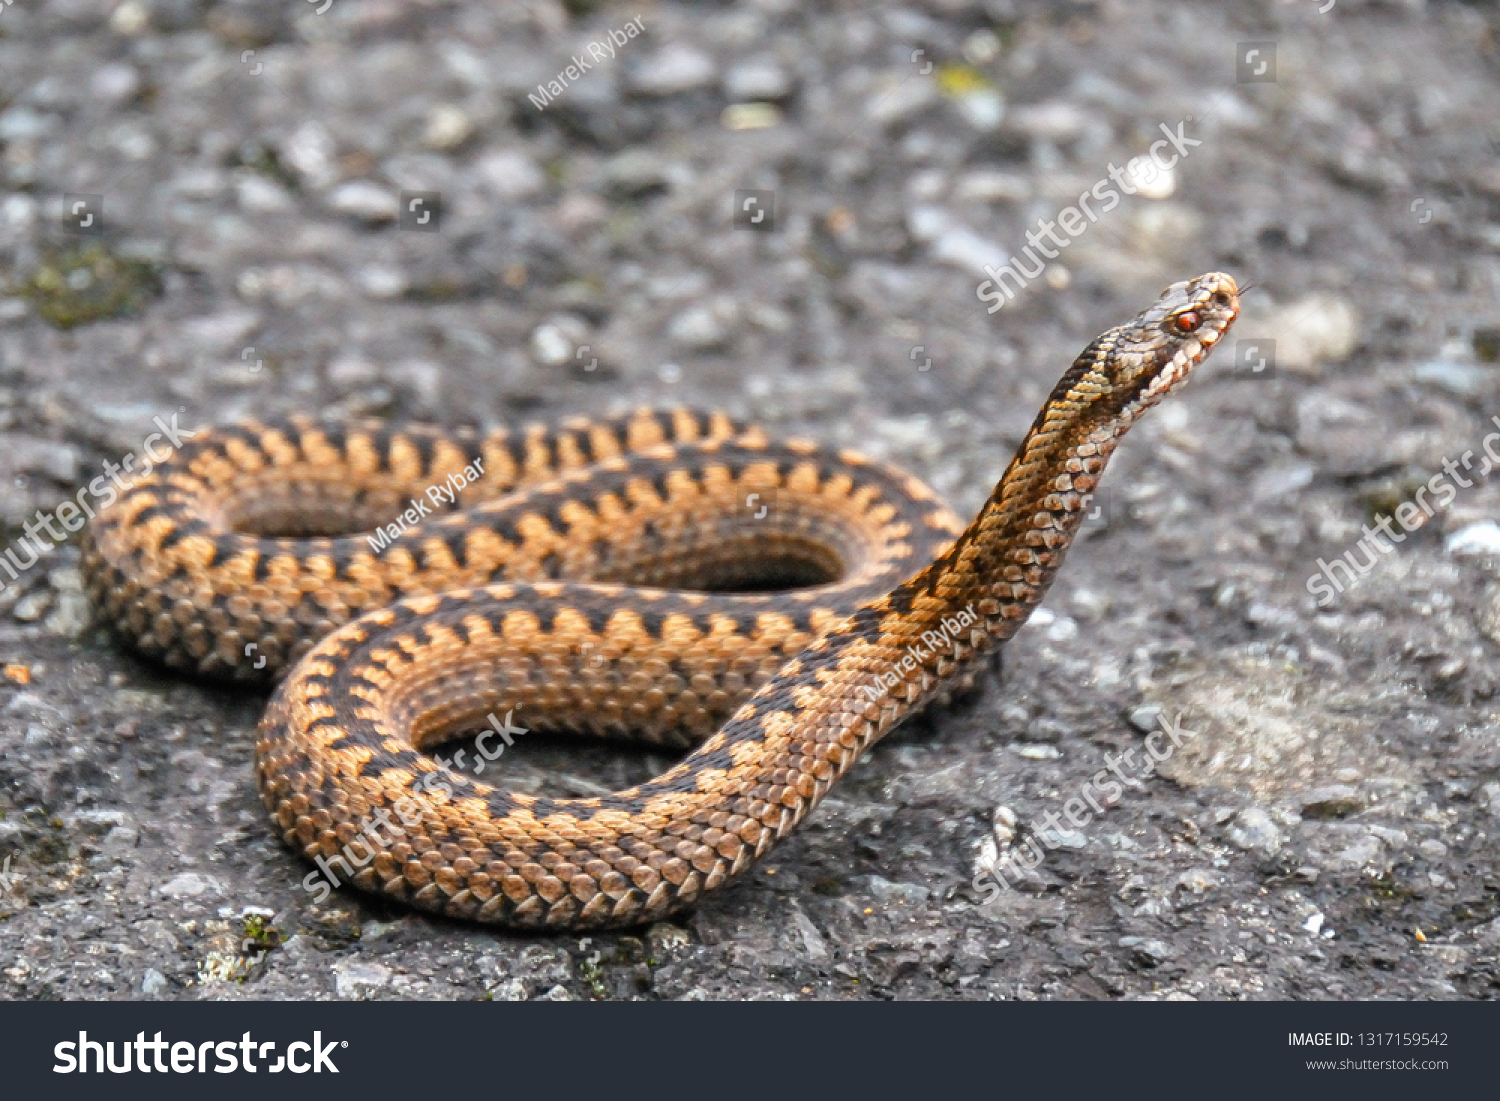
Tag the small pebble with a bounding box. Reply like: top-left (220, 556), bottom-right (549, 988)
top-left (865, 875), bottom-right (930, 905)
top-left (953, 170), bottom-right (1030, 204)
top-left (1475, 782), bottom-right (1500, 817)
top-left (603, 150), bottom-right (673, 199)
top-left (475, 150), bottom-right (545, 201)
top-left (1118, 936), bottom-right (1174, 965)
top-left (721, 103), bottom-right (782, 131)
top-left (236, 175), bottom-right (296, 215)
top-left (281, 121), bottom-right (339, 190)
top-left (630, 44), bottom-right (717, 95)
top-left (334, 959), bottom-right (392, 998)
top-left (1447, 522), bottom-right (1500, 557)
top-left (90, 63), bottom-right (141, 105)
top-left (668, 300), bottom-right (737, 351)
top-left (867, 77), bottom-right (938, 125)
top-left (141, 968), bottom-right (168, 997)
top-left (356, 266), bottom-right (408, 300)
top-left (45, 592), bottom-right (91, 637)
top-left (530, 316), bottom-right (589, 367)
top-left (1226, 807), bottom-right (1283, 854)
top-left (423, 104), bottom-right (474, 150)
top-left (1261, 295), bottom-right (1359, 372)
top-left (12, 591), bottom-right (51, 622)
top-left (929, 223), bottom-right (1011, 278)
top-left (1301, 785), bottom-right (1364, 819)
top-left (992, 806), bottom-right (1018, 845)
top-left (109, 0), bottom-right (149, 34)
top-left (328, 181), bottom-right (399, 222)
top-left (1328, 830), bottom-right (1384, 872)
top-left (1414, 358), bottom-right (1491, 397)
top-left (327, 355), bottom-right (382, 388)
top-left (1174, 868), bottom-right (1221, 895)
top-left (723, 58), bottom-right (792, 101)
top-left (1037, 826), bottom-right (1086, 849)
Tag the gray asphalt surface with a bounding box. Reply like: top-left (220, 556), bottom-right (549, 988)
top-left (0, 0), bottom-right (1498, 1000)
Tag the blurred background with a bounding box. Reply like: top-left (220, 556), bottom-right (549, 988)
top-left (0, 0), bottom-right (1498, 1001)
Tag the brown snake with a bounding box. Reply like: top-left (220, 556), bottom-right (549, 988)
top-left (81, 273), bottom-right (1238, 930)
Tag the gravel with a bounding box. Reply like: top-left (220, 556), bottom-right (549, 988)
top-left (0, 0), bottom-right (1497, 1002)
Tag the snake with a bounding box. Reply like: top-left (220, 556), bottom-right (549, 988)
top-left (81, 272), bottom-right (1238, 930)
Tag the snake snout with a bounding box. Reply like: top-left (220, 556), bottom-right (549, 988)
top-left (1104, 271), bottom-right (1240, 415)
top-left (1184, 271), bottom-right (1240, 338)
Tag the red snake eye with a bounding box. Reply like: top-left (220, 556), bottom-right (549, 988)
top-left (1172, 310), bottom-right (1202, 334)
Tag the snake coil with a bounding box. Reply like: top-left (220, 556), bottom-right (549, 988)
top-left (83, 273), bottom-right (1238, 929)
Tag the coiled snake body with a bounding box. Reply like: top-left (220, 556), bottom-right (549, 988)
top-left (82, 273), bottom-right (1238, 930)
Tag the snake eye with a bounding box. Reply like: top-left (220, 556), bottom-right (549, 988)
top-left (1171, 310), bottom-right (1202, 334)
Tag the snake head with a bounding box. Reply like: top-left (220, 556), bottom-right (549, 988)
top-left (1102, 271), bottom-right (1239, 418)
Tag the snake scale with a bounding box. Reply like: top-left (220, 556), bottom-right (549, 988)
top-left (81, 273), bottom-right (1238, 930)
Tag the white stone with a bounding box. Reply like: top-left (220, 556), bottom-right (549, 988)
top-left (423, 104), bottom-right (474, 150)
top-left (356, 266), bottom-right (408, 300)
top-left (1045, 616), bottom-right (1078, 642)
top-left (329, 181), bottom-right (399, 222)
top-left (0, 107), bottom-right (55, 142)
top-left (181, 310), bottom-right (261, 351)
top-left (867, 75), bottom-right (938, 124)
top-left (158, 872), bottom-right (223, 898)
top-left (530, 315), bottom-right (590, 366)
top-left (1265, 294), bottom-right (1360, 371)
top-left (720, 103), bottom-right (782, 130)
top-left (1126, 154), bottom-right (1176, 199)
top-left (953, 170), bottom-right (1030, 203)
top-left (2, 194), bottom-right (37, 232)
top-left (930, 224), bottom-right (1010, 279)
top-left (235, 174), bottom-right (296, 215)
top-left (630, 44), bottom-right (717, 95)
top-left (90, 63), bottom-right (141, 105)
top-left (1007, 102), bottom-right (1089, 141)
top-left (952, 88), bottom-right (1004, 131)
top-left (1447, 522), bottom-right (1500, 557)
top-left (334, 959), bottom-right (392, 998)
top-left (1227, 807), bottom-right (1283, 854)
top-left (724, 58), bottom-right (791, 101)
top-left (328, 356), bottom-right (382, 388)
top-left (668, 300), bottom-right (738, 350)
top-left (109, 1), bottom-right (149, 34)
top-left (281, 121), bottom-right (338, 190)
top-left (475, 150), bottom-right (545, 201)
